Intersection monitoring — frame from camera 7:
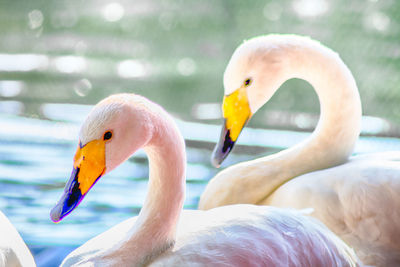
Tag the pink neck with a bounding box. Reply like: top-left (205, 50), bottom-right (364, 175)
top-left (141, 113), bottom-right (186, 241)
top-left (108, 106), bottom-right (186, 265)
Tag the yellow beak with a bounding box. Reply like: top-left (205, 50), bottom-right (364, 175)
top-left (73, 140), bottom-right (106, 195)
top-left (211, 86), bottom-right (252, 167)
top-left (50, 139), bottom-right (106, 222)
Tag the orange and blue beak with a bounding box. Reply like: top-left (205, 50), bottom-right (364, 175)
top-left (50, 139), bottom-right (106, 222)
top-left (211, 86), bottom-right (252, 167)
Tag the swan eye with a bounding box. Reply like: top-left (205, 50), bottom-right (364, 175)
top-left (103, 131), bottom-right (113, 141)
top-left (244, 78), bottom-right (252, 87)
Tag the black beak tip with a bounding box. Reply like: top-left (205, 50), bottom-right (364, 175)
top-left (50, 169), bottom-right (84, 223)
top-left (50, 203), bottom-right (63, 223)
top-left (50, 191), bottom-right (82, 223)
top-left (211, 124), bottom-right (236, 168)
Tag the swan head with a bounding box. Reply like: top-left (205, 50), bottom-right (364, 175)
top-left (212, 35), bottom-right (290, 167)
top-left (50, 94), bottom-right (153, 222)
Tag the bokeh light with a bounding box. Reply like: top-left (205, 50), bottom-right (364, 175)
top-left (102, 2), bottom-right (125, 22)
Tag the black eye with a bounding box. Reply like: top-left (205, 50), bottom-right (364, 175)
top-left (103, 131), bottom-right (113, 141)
top-left (244, 78), bottom-right (252, 87)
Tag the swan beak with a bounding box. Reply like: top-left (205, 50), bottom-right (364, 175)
top-left (50, 139), bottom-right (106, 222)
top-left (211, 86), bottom-right (251, 167)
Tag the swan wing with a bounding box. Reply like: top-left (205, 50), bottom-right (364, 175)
top-left (265, 153), bottom-right (400, 266)
top-left (152, 205), bottom-right (361, 266)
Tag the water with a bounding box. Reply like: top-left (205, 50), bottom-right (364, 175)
top-left (1, 0), bottom-right (400, 265)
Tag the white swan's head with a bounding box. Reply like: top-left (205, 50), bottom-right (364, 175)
top-left (223, 36), bottom-right (290, 111)
top-left (51, 94), bottom-right (154, 222)
top-left (212, 35), bottom-right (290, 167)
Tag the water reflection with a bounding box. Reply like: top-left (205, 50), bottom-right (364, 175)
top-left (54, 56), bottom-right (87, 74)
top-left (73, 79), bottom-right (92, 97)
top-left (292, 0), bottom-right (329, 18)
top-left (0, 81), bottom-right (24, 97)
top-left (177, 57), bottom-right (197, 76)
top-left (0, 54), bottom-right (49, 72)
top-left (117, 59), bottom-right (148, 78)
top-left (41, 103), bottom-right (91, 122)
top-left (0, 101), bottom-right (24, 115)
top-left (28, 10), bottom-right (44, 30)
top-left (191, 102), bottom-right (221, 120)
top-left (364, 11), bottom-right (390, 32)
top-left (102, 2), bottom-right (125, 22)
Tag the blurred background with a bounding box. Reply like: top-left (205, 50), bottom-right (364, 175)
top-left (0, 0), bottom-right (399, 265)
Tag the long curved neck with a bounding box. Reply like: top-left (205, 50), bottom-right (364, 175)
top-left (279, 41), bottom-right (362, 172)
top-left (111, 107), bottom-right (186, 266)
top-left (242, 41), bottom-right (361, 204)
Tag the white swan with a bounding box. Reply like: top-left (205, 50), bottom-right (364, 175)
top-left (50, 94), bottom-right (361, 266)
top-left (0, 211), bottom-right (36, 267)
top-left (198, 34), bottom-right (400, 266)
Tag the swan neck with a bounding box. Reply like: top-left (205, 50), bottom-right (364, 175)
top-left (142, 117), bottom-right (186, 232)
top-left (284, 43), bottom-right (362, 166)
top-left (124, 108), bottom-right (186, 264)
top-left (258, 43), bottom-right (362, 202)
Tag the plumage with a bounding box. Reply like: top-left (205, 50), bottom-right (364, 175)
top-left (0, 211), bottom-right (36, 267)
top-left (266, 153), bottom-right (400, 266)
top-left (199, 34), bottom-right (400, 266)
top-left (52, 94), bottom-right (361, 266)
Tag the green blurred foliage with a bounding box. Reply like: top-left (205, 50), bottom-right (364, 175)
top-left (0, 0), bottom-right (399, 128)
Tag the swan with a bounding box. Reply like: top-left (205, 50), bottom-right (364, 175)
top-left (0, 211), bottom-right (36, 267)
top-left (50, 93), bottom-right (362, 266)
top-left (198, 34), bottom-right (400, 266)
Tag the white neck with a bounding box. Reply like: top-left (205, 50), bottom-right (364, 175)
top-left (241, 40), bottom-right (361, 204)
top-left (106, 107), bottom-right (186, 266)
top-left (281, 40), bottom-right (362, 170)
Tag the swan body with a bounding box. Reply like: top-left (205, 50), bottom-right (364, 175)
top-left (198, 34), bottom-right (400, 266)
top-left (51, 94), bottom-right (361, 266)
top-left (266, 152), bottom-right (400, 266)
top-left (62, 205), bottom-right (360, 267)
top-left (0, 211), bottom-right (36, 267)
